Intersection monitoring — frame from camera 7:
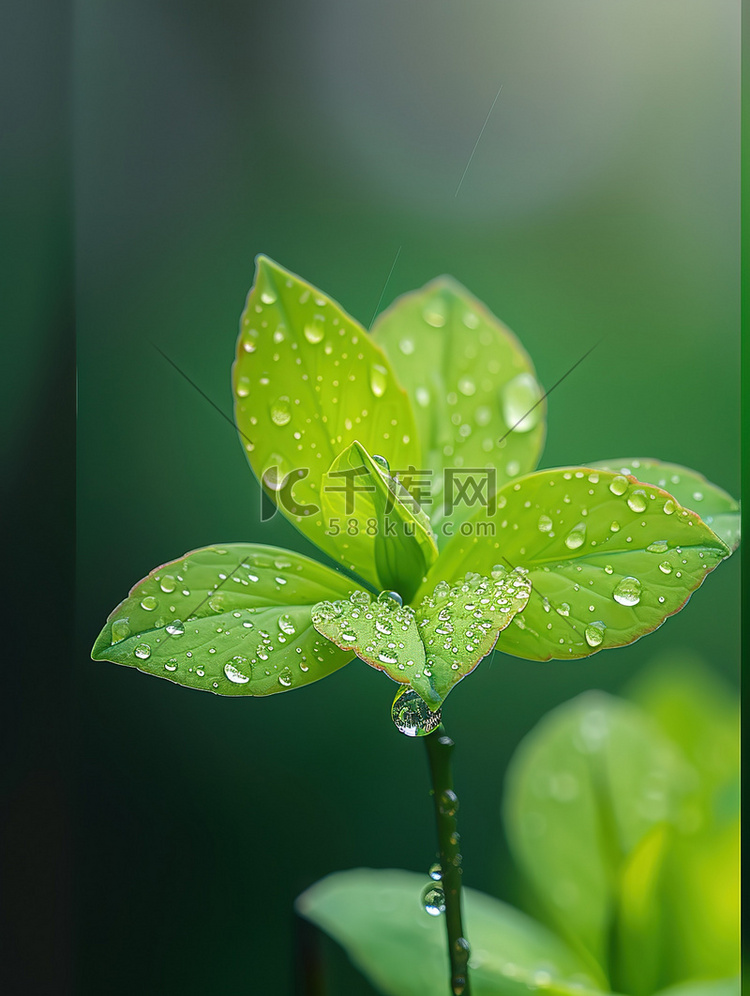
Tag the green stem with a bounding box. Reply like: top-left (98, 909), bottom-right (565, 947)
top-left (424, 724), bottom-right (471, 996)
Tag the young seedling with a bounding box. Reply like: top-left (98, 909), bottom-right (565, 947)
top-left (92, 256), bottom-right (739, 996)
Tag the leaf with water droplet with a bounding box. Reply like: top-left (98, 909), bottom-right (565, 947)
top-left (371, 277), bottom-right (545, 538)
top-left (297, 868), bottom-right (608, 996)
top-left (92, 543), bottom-right (368, 696)
top-left (417, 467), bottom-right (730, 661)
top-left (233, 255), bottom-right (421, 577)
top-left (504, 690), bottom-right (696, 977)
top-left (321, 440), bottom-right (438, 599)
top-left (312, 569), bottom-right (531, 713)
top-left (590, 458), bottom-right (740, 552)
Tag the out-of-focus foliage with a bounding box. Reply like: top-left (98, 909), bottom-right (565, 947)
top-left (299, 658), bottom-right (739, 996)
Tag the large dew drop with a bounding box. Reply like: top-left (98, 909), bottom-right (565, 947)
top-left (370, 364), bottom-right (388, 397)
top-left (501, 373), bottom-right (542, 433)
top-left (613, 577), bottom-right (642, 606)
top-left (270, 396), bottom-right (292, 426)
top-left (584, 621), bottom-right (606, 647)
top-left (421, 884), bottom-right (446, 916)
top-left (392, 686), bottom-right (442, 737)
top-left (224, 658), bottom-right (251, 684)
top-left (111, 618), bottom-right (131, 643)
top-left (564, 523), bottom-right (587, 550)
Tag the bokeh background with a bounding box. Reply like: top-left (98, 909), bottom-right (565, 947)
top-left (72, 2), bottom-right (739, 993)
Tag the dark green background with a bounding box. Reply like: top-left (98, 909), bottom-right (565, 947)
top-left (59, 1), bottom-right (745, 992)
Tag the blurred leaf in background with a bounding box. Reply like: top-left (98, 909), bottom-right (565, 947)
top-left (300, 657), bottom-right (739, 995)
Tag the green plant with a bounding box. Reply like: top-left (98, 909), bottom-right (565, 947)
top-left (298, 657), bottom-right (739, 996)
top-left (92, 256), bottom-right (739, 995)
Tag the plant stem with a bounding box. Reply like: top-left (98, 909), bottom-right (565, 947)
top-left (424, 724), bottom-right (471, 996)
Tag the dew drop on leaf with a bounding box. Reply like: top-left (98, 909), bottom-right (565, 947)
top-left (457, 376), bottom-right (476, 397)
top-left (134, 643), bottom-right (151, 660)
top-left (111, 618), bottom-right (130, 643)
top-left (422, 299), bottom-right (447, 328)
top-left (378, 590), bottom-right (403, 607)
top-left (372, 453), bottom-right (390, 472)
top-left (538, 514), bottom-right (553, 533)
top-left (140, 596), bottom-right (158, 611)
top-left (224, 658), bottom-right (251, 684)
top-left (159, 575), bottom-right (176, 593)
top-left (501, 373), bottom-right (542, 433)
top-left (564, 523), bottom-right (586, 550)
top-left (270, 396), bottom-right (292, 426)
top-left (627, 489), bottom-right (647, 513)
top-left (415, 386), bottom-right (430, 408)
top-left (164, 659), bottom-right (178, 672)
top-left (647, 539), bottom-right (669, 553)
top-left (370, 364), bottom-right (388, 397)
top-left (608, 475), bottom-right (628, 495)
top-left (166, 620), bottom-right (185, 637)
top-left (278, 666), bottom-right (294, 687)
top-left (278, 613), bottom-right (296, 636)
top-left (584, 621), bottom-right (606, 647)
top-left (659, 561), bottom-right (672, 575)
top-left (399, 337), bottom-right (415, 355)
top-left (303, 321), bottom-right (325, 344)
top-left (613, 576), bottom-right (642, 606)
top-left (663, 498), bottom-right (678, 515)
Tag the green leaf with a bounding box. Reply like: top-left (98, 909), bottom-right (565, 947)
top-left (320, 440), bottom-right (438, 601)
top-left (626, 657), bottom-right (739, 982)
top-left (233, 256), bottom-right (422, 577)
top-left (417, 467), bottom-right (730, 661)
top-left (311, 569), bottom-right (531, 714)
top-left (654, 980), bottom-right (739, 996)
top-left (91, 544), bottom-right (365, 695)
top-left (503, 691), bottom-right (697, 974)
top-left (589, 459), bottom-right (740, 552)
top-left (297, 868), bottom-right (608, 996)
top-left (372, 277), bottom-right (545, 537)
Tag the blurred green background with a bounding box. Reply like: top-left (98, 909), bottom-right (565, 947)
top-left (74, 2), bottom-right (739, 994)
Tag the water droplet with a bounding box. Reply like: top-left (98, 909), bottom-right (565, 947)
top-left (391, 687), bottom-right (442, 737)
top-left (370, 364), bottom-right (388, 397)
top-left (278, 666), bottom-right (294, 687)
top-left (692, 490), bottom-right (703, 502)
top-left (501, 373), bottom-right (542, 432)
top-left (439, 790), bottom-right (459, 816)
top-left (564, 523), bottom-right (587, 550)
top-left (423, 298), bottom-right (447, 328)
top-left (263, 459), bottom-right (287, 491)
top-left (140, 595), bottom-right (158, 611)
top-left (224, 658), bottom-right (251, 684)
top-left (378, 590), bottom-right (403, 606)
top-left (627, 489), bottom-right (647, 513)
top-left (399, 337), bottom-right (415, 355)
top-left (613, 576), bottom-right (641, 606)
top-left (585, 621), bottom-right (606, 647)
top-left (506, 460), bottom-right (520, 477)
top-left (159, 575), bottom-right (176, 593)
top-left (428, 862), bottom-right (443, 881)
top-left (609, 475), bottom-right (629, 495)
top-left (134, 643), bottom-right (151, 660)
top-left (659, 561), bottom-right (672, 574)
top-left (372, 454), bottom-right (390, 472)
top-left (422, 884), bottom-right (446, 916)
top-left (164, 659), bottom-right (178, 672)
top-left (111, 618), bottom-right (130, 643)
top-left (270, 396), bottom-right (292, 426)
top-left (663, 498), bottom-right (677, 515)
top-left (457, 376), bottom-right (476, 397)
top-left (166, 620), bottom-right (185, 637)
top-left (303, 321), bottom-right (325, 344)
top-left (610, 521), bottom-right (621, 532)
top-left (235, 376), bottom-right (250, 398)
top-left (278, 613), bottom-right (296, 635)
top-left (537, 514), bottom-right (553, 533)
top-left (415, 386), bottom-right (431, 407)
